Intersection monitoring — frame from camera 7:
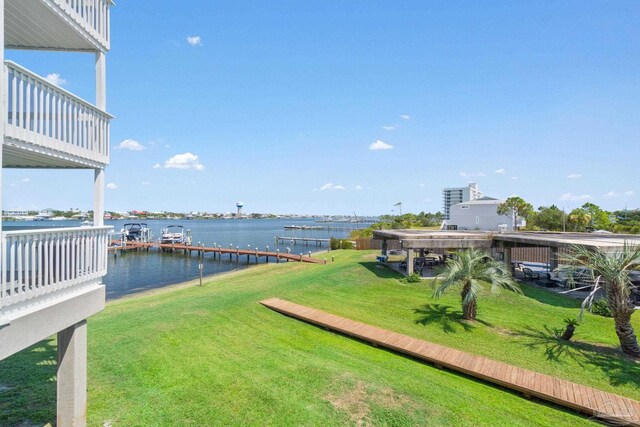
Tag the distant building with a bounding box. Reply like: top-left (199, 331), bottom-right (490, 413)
top-left (442, 183), bottom-right (480, 220)
top-left (447, 197), bottom-right (513, 231)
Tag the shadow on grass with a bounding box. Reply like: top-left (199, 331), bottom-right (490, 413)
top-left (413, 304), bottom-right (493, 333)
top-left (358, 261), bottom-right (405, 280)
top-left (519, 283), bottom-right (582, 309)
top-left (0, 337), bottom-right (57, 426)
top-left (513, 326), bottom-right (640, 389)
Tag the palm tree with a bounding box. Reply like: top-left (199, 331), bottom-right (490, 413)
top-left (563, 243), bottom-right (640, 357)
top-left (434, 249), bottom-right (521, 320)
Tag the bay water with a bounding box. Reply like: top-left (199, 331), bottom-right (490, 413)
top-left (4, 218), bottom-right (354, 299)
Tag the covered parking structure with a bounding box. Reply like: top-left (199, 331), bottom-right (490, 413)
top-left (373, 230), bottom-right (640, 276)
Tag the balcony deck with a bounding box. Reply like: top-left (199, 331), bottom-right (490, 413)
top-left (0, 226), bottom-right (111, 358)
top-left (5, 0), bottom-right (112, 52)
top-left (3, 61), bottom-right (111, 168)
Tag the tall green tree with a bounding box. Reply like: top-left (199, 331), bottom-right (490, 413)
top-left (529, 205), bottom-right (564, 231)
top-left (563, 244), bottom-right (640, 357)
top-left (581, 202), bottom-right (612, 231)
top-left (497, 197), bottom-right (533, 230)
top-left (434, 249), bottom-right (520, 320)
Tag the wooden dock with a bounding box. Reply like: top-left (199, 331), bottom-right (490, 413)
top-left (274, 236), bottom-right (331, 246)
top-left (260, 298), bottom-right (640, 426)
top-left (108, 241), bottom-right (324, 264)
top-left (284, 225), bottom-right (357, 232)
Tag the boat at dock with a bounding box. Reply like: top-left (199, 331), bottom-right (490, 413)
top-left (121, 223), bottom-right (151, 241)
top-left (160, 225), bottom-right (192, 245)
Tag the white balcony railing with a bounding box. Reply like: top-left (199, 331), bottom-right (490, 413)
top-left (0, 226), bottom-right (111, 313)
top-left (4, 61), bottom-right (111, 167)
top-left (56, 0), bottom-right (112, 50)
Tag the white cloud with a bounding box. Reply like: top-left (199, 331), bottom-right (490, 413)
top-left (163, 152), bottom-right (205, 171)
top-left (45, 73), bottom-right (66, 86)
top-left (511, 176), bottom-right (519, 180)
top-left (319, 183), bottom-right (345, 191)
top-left (567, 173), bottom-right (581, 179)
top-left (604, 191), bottom-right (618, 198)
top-left (419, 183), bottom-right (425, 188)
top-left (118, 139), bottom-right (145, 151)
top-left (459, 171), bottom-right (486, 177)
top-left (186, 36), bottom-right (202, 46)
top-left (400, 115), bottom-right (410, 120)
top-left (369, 140), bottom-right (393, 150)
top-left (354, 185), bottom-right (363, 190)
top-left (494, 168), bottom-right (506, 174)
top-left (559, 192), bottom-right (591, 201)
top-left (21, 178), bottom-right (30, 183)
top-left (106, 183), bottom-right (118, 190)
top-left (153, 163), bottom-right (161, 169)
top-left (624, 190), bottom-right (635, 196)
top-left (382, 125), bottom-right (397, 131)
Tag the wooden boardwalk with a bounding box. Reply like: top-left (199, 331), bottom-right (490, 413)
top-left (260, 298), bottom-right (640, 426)
top-left (108, 241), bottom-right (325, 264)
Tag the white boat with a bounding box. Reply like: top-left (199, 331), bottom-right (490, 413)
top-left (160, 225), bottom-right (192, 245)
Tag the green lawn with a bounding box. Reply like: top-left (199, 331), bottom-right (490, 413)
top-left (2, 250), bottom-right (639, 426)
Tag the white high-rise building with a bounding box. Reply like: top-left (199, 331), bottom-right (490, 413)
top-left (442, 183), bottom-right (480, 220)
top-left (0, 1), bottom-right (113, 425)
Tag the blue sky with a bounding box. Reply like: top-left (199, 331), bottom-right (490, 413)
top-left (3, 1), bottom-right (639, 215)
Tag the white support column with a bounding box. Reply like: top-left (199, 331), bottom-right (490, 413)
top-left (94, 51), bottom-right (106, 227)
top-left (503, 246), bottom-right (512, 270)
top-left (0, 0), bottom-right (5, 231)
top-left (95, 52), bottom-right (106, 110)
top-left (549, 247), bottom-right (559, 271)
top-left (406, 249), bottom-right (414, 275)
top-left (93, 169), bottom-right (104, 226)
top-left (57, 320), bottom-right (88, 427)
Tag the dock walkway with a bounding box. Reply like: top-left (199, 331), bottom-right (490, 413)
top-left (260, 298), bottom-right (640, 426)
top-left (108, 242), bottom-right (324, 264)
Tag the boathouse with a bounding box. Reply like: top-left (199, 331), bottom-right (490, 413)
top-left (373, 229), bottom-right (640, 276)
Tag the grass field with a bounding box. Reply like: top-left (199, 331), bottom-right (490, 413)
top-left (1, 250), bottom-right (639, 426)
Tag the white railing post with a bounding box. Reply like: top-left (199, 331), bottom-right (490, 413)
top-left (1, 227), bottom-right (111, 311)
top-left (4, 61), bottom-right (111, 167)
top-left (56, 0), bottom-right (111, 50)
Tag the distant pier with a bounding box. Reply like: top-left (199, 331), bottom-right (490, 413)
top-left (274, 236), bottom-right (331, 246)
top-left (284, 225), bottom-right (357, 232)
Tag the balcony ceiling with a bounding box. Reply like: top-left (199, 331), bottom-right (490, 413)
top-left (3, 142), bottom-right (106, 169)
top-left (5, 0), bottom-right (100, 52)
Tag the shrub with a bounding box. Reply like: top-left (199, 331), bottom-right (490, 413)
top-left (591, 298), bottom-right (612, 317)
top-left (403, 273), bottom-right (422, 283)
top-left (330, 238), bottom-right (354, 250)
top-left (561, 318), bottom-right (579, 341)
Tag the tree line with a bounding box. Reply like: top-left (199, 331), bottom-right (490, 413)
top-left (498, 197), bottom-right (640, 233)
top-left (350, 198), bottom-right (639, 238)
